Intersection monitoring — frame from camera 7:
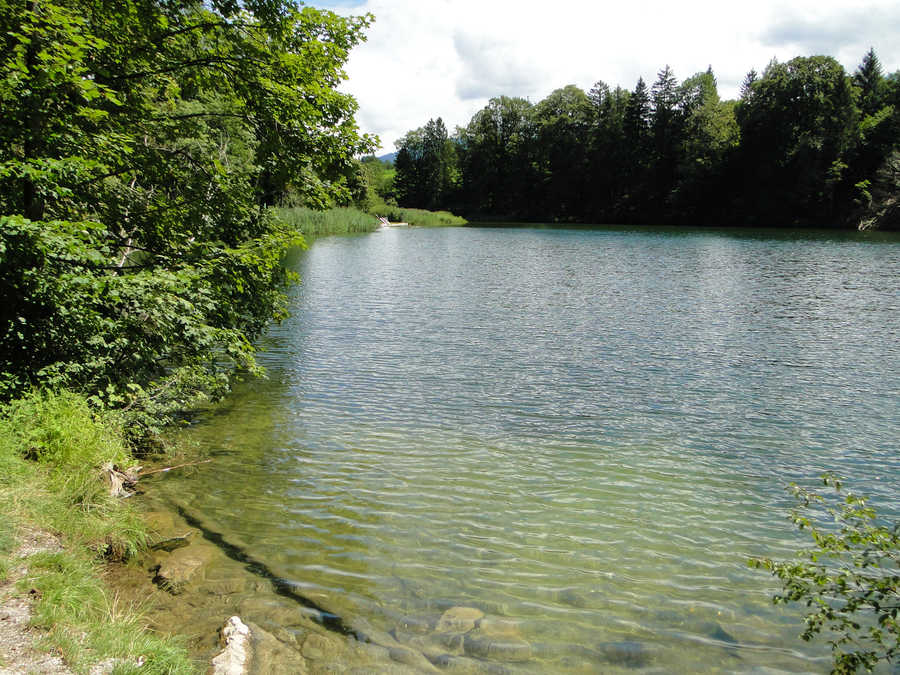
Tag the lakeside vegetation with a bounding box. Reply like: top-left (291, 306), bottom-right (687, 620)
top-left (0, 0), bottom-right (375, 414)
top-left (390, 51), bottom-right (900, 230)
top-left (276, 205), bottom-right (467, 237)
top-left (0, 0), bottom-right (383, 669)
top-left (277, 206), bottom-right (379, 237)
top-left (0, 390), bottom-right (194, 673)
top-left (0, 0), bottom-right (894, 672)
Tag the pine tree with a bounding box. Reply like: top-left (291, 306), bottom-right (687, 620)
top-left (854, 48), bottom-right (885, 117)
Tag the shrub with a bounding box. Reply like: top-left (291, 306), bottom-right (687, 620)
top-left (751, 473), bottom-right (899, 673)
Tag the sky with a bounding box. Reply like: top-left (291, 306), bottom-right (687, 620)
top-left (318, 0), bottom-right (900, 154)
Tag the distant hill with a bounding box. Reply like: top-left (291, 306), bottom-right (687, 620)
top-left (377, 151), bottom-right (397, 164)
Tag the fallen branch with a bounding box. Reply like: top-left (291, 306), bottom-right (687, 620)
top-left (138, 459), bottom-right (212, 477)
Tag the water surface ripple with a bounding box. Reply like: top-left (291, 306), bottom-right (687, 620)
top-left (162, 226), bottom-right (900, 672)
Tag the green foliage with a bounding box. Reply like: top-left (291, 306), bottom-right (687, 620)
top-left (530, 85), bottom-right (593, 220)
top-left (393, 49), bottom-right (898, 229)
top-left (368, 206), bottom-right (467, 227)
top-left (736, 55), bottom-right (858, 223)
top-left (0, 516), bottom-right (13, 582)
top-left (276, 206), bottom-right (378, 237)
top-left (1, 389), bottom-right (129, 470)
top-left (456, 96), bottom-right (535, 218)
top-left (0, 389), bottom-right (193, 671)
top-left (393, 118), bottom-right (459, 210)
top-left (0, 0), bottom-right (375, 428)
top-left (750, 474), bottom-right (899, 673)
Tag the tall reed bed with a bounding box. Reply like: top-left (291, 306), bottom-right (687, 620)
top-left (276, 206), bottom-right (379, 237)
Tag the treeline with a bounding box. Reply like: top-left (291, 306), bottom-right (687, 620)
top-left (392, 51), bottom-right (900, 229)
top-left (0, 0), bottom-right (374, 433)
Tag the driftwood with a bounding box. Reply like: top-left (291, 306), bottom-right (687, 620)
top-left (102, 462), bottom-right (141, 497)
top-left (103, 459), bottom-right (212, 497)
top-left (138, 459), bottom-right (212, 477)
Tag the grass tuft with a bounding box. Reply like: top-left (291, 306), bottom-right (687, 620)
top-left (23, 550), bottom-right (195, 674)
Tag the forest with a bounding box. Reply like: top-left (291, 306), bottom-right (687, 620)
top-left (389, 51), bottom-right (900, 229)
top-left (0, 0), bottom-right (376, 427)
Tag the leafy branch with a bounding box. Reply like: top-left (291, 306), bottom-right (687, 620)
top-left (750, 473), bottom-right (900, 673)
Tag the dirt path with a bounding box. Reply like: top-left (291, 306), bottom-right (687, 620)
top-left (0, 529), bottom-right (72, 675)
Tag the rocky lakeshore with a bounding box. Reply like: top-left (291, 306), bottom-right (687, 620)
top-left (111, 489), bottom-right (665, 674)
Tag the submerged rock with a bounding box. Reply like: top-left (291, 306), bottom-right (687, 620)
top-left (300, 632), bottom-right (343, 662)
top-left (150, 531), bottom-right (198, 553)
top-left (708, 623), bottom-right (739, 647)
top-left (556, 589), bottom-right (590, 608)
top-left (596, 640), bottom-right (652, 668)
top-left (463, 630), bottom-right (532, 662)
top-left (474, 616), bottom-right (521, 639)
top-left (393, 613), bottom-right (433, 635)
top-left (154, 542), bottom-right (217, 594)
top-left (246, 621), bottom-right (310, 674)
top-left (387, 646), bottom-right (440, 672)
top-left (435, 607), bottom-right (484, 634)
top-left (429, 654), bottom-right (513, 674)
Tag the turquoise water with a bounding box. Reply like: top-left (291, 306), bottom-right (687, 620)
top-left (159, 226), bottom-right (900, 672)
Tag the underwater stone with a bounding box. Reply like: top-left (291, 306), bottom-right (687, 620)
top-left (463, 630), bottom-right (532, 662)
top-left (596, 641), bottom-right (652, 668)
top-left (154, 542), bottom-right (217, 594)
top-left (435, 607), bottom-right (484, 633)
top-left (475, 616), bottom-right (521, 638)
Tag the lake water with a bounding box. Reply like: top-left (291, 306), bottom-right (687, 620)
top-left (157, 225), bottom-right (900, 672)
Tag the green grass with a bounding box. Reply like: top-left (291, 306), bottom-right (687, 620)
top-left (0, 391), bottom-right (148, 559)
top-left (276, 206), bottom-right (379, 237)
top-left (277, 205), bottom-right (467, 237)
top-left (0, 516), bottom-right (13, 582)
top-left (23, 551), bottom-right (194, 674)
top-left (367, 205), bottom-right (468, 227)
top-left (0, 390), bottom-right (196, 673)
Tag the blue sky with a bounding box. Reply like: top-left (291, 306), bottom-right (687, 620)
top-left (316, 0), bottom-right (900, 154)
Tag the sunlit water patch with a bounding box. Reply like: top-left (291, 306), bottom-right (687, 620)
top-left (156, 226), bottom-right (900, 672)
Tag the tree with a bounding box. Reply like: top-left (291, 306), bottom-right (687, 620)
top-left (751, 474), bottom-right (899, 673)
top-left (587, 81), bottom-right (629, 219)
top-left (621, 77), bottom-right (652, 217)
top-left (456, 96), bottom-right (534, 217)
top-left (673, 68), bottom-right (739, 222)
top-left (0, 0), bottom-right (374, 433)
top-left (649, 65), bottom-right (683, 210)
top-left (393, 118), bottom-right (458, 210)
top-left (624, 77), bottom-right (652, 152)
top-left (357, 155), bottom-right (396, 210)
top-left (854, 48), bottom-right (886, 118)
top-left (735, 56), bottom-right (858, 223)
top-left (530, 85), bottom-right (593, 220)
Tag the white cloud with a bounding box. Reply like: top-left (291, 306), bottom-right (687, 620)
top-left (320, 0), bottom-right (900, 153)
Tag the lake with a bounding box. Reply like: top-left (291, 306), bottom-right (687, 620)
top-left (155, 225), bottom-right (900, 672)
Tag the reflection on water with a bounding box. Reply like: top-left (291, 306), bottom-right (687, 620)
top-left (158, 226), bottom-right (900, 672)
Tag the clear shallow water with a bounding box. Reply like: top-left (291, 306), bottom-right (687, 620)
top-left (159, 226), bottom-right (900, 672)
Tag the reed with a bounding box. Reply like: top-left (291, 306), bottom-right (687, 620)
top-left (368, 205), bottom-right (468, 227)
top-left (276, 206), bottom-right (379, 237)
